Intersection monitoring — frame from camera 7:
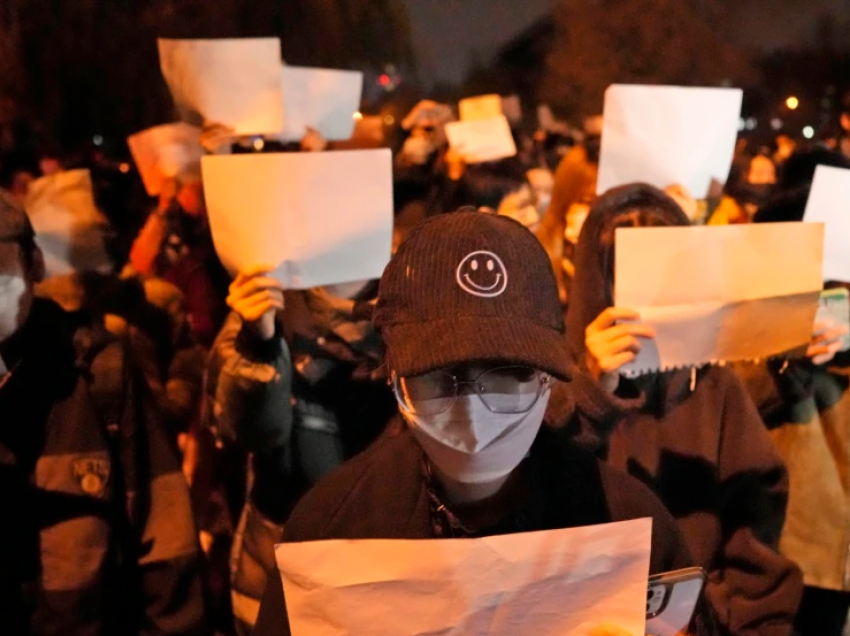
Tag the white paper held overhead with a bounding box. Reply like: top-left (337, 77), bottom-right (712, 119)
top-left (615, 223), bottom-right (824, 376)
top-left (445, 115), bottom-right (517, 164)
top-left (158, 38), bottom-right (284, 135)
top-left (803, 165), bottom-right (850, 283)
top-left (278, 66), bottom-right (363, 142)
top-left (277, 518), bottom-right (653, 636)
top-left (597, 85), bottom-right (743, 198)
top-left (24, 169), bottom-right (112, 278)
top-left (127, 123), bottom-right (203, 195)
top-left (201, 150), bottom-right (393, 289)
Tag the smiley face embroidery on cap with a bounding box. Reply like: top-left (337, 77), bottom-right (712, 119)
top-left (456, 251), bottom-right (508, 298)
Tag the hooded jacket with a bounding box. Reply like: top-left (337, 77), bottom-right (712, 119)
top-left (547, 184), bottom-right (803, 636)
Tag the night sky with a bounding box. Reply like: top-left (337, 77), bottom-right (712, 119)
top-left (403, 0), bottom-right (850, 88)
top-left (402, 0), bottom-right (552, 87)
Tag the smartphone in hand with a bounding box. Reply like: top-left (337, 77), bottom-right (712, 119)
top-left (646, 567), bottom-right (707, 636)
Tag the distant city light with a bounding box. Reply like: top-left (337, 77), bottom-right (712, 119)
top-left (119, 162), bottom-right (130, 173)
top-left (93, 134), bottom-right (104, 146)
top-left (803, 126), bottom-right (815, 139)
top-left (746, 117), bottom-right (757, 131)
top-left (770, 118), bottom-right (783, 131)
top-left (378, 74), bottom-right (391, 87)
top-left (738, 118), bottom-right (746, 132)
top-left (786, 96), bottom-right (800, 110)
top-left (253, 137), bottom-right (265, 151)
top-left (384, 115), bottom-right (395, 126)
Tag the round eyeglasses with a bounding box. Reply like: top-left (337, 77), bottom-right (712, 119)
top-left (392, 366), bottom-right (550, 416)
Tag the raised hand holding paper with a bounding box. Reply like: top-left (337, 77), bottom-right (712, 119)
top-left (158, 38), bottom-right (284, 135)
top-left (615, 223), bottom-right (823, 376)
top-left (127, 123), bottom-right (203, 196)
top-left (597, 85), bottom-right (743, 198)
top-left (445, 115), bottom-right (517, 164)
top-left (279, 66), bottom-right (363, 142)
top-left (459, 94), bottom-right (504, 121)
top-left (803, 165), bottom-right (850, 283)
top-left (201, 150), bottom-right (392, 289)
top-left (276, 519), bottom-right (652, 636)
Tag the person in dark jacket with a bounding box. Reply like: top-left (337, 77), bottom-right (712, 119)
top-left (545, 183), bottom-right (803, 636)
top-left (0, 189), bottom-right (208, 636)
top-left (202, 277), bottom-right (398, 635)
top-left (743, 148), bottom-right (850, 636)
top-left (252, 210), bottom-right (698, 636)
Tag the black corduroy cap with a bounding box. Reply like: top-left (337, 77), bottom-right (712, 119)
top-left (0, 188), bottom-right (35, 243)
top-left (373, 211), bottom-right (571, 380)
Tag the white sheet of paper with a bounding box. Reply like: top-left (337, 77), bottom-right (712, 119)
top-left (803, 165), bottom-right (850, 283)
top-left (615, 223), bottom-right (824, 376)
top-left (597, 85), bottom-right (743, 198)
top-left (459, 94), bottom-right (504, 121)
top-left (127, 123), bottom-right (203, 195)
top-left (276, 518), bottom-right (653, 636)
top-left (24, 170), bottom-right (112, 278)
top-left (445, 115), bottom-right (517, 164)
top-left (278, 66), bottom-right (363, 142)
top-left (201, 150), bottom-right (392, 288)
top-left (158, 38), bottom-right (284, 135)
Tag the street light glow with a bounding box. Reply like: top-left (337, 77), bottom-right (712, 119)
top-left (786, 96), bottom-right (800, 110)
top-left (803, 126), bottom-right (815, 139)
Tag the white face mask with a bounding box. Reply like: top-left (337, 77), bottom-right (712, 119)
top-left (401, 391), bottom-right (551, 484)
top-left (0, 274), bottom-right (27, 343)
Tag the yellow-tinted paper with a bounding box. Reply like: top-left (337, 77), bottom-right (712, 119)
top-left (158, 38), bottom-right (284, 135)
top-left (445, 115), bottom-right (517, 164)
top-left (277, 519), bottom-right (652, 636)
top-left (459, 94), bottom-right (503, 121)
top-left (127, 123), bottom-right (202, 195)
top-left (201, 150), bottom-right (392, 289)
top-left (615, 223), bottom-right (824, 376)
top-left (24, 170), bottom-right (112, 277)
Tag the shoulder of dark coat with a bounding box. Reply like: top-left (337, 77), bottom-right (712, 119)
top-left (597, 460), bottom-right (693, 572)
top-left (285, 431), bottom-right (424, 541)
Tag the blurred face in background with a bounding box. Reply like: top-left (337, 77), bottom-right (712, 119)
top-left (0, 239), bottom-right (40, 344)
top-left (747, 155), bottom-right (776, 185)
top-left (9, 171), bottom-right (34, 203)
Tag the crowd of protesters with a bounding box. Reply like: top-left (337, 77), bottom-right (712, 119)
top-left (3, 73), bottom-right (850, 636)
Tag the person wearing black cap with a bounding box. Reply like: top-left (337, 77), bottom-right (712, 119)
top-left (546, 183), bottom-right (803, 636)
top-left (0, 189), bottom-right (208, 636)
top-left (252, 210), bottom-right (696, 636)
